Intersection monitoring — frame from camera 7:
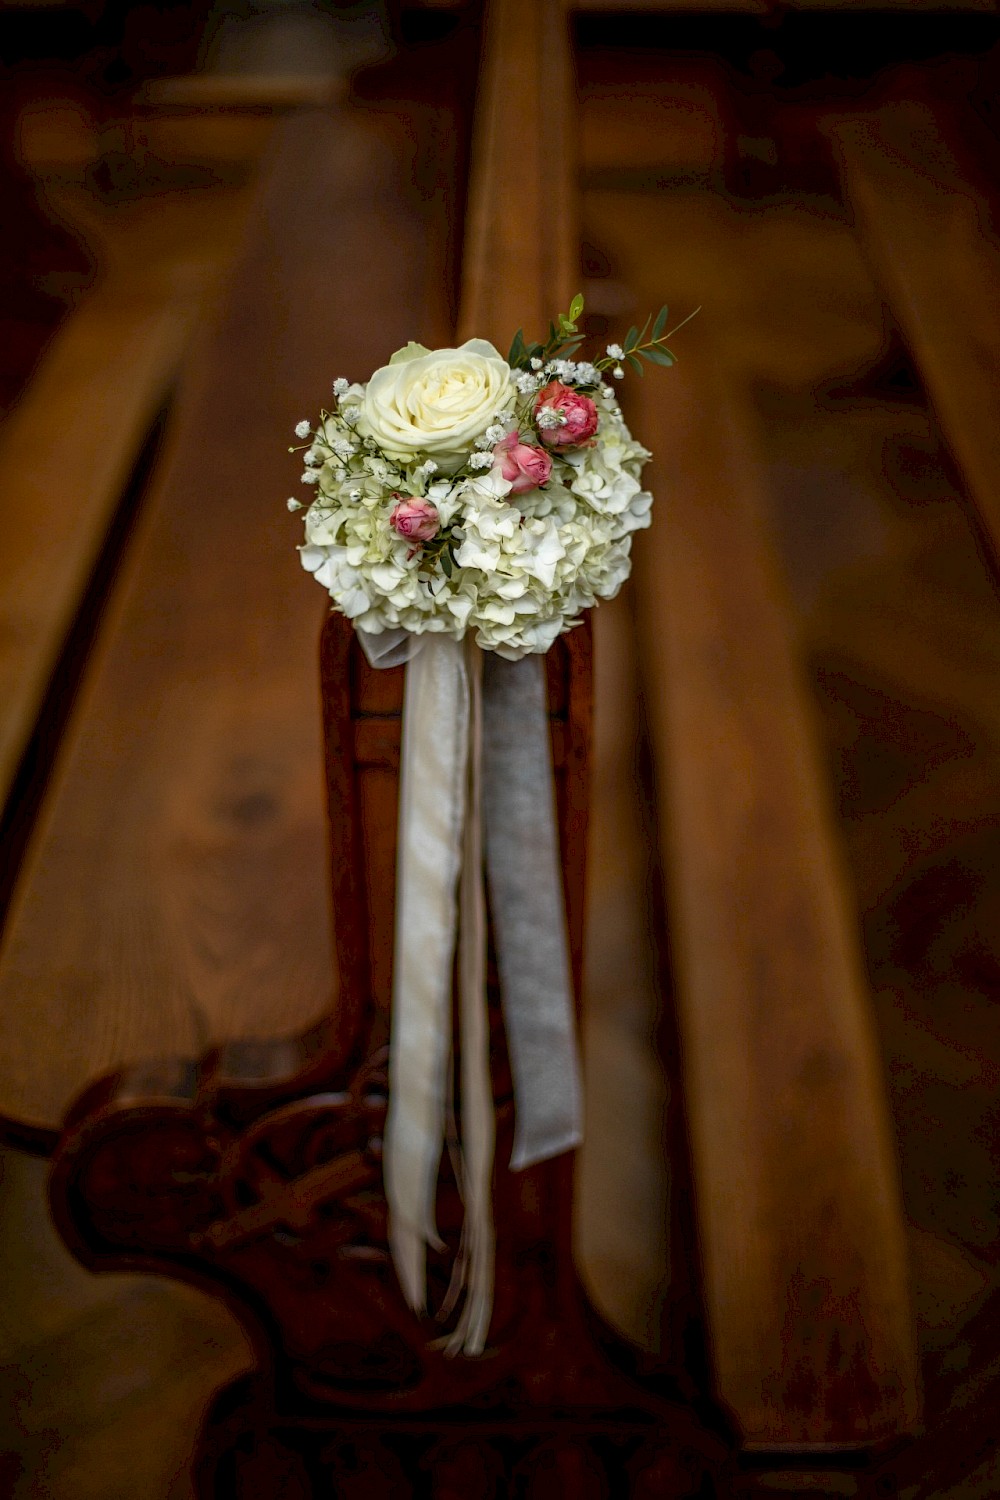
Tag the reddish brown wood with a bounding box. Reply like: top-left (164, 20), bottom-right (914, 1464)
top-left (50, 605), bottom-right (728, 1493)
top-left (43, 5), bottom-right (728, 1492)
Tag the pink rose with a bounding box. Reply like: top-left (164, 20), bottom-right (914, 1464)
top-left (534, 381), bottom-right (599, 448)
top-left (492, 430), bottom-right (553, 494)
top-left (389, 496), bottom-right (440, 544)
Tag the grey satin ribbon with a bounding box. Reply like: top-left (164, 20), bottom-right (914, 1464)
top-left (481, 651), bottom-right (583, 1170)
top-left (358, 626), bottom-right (583, 1355)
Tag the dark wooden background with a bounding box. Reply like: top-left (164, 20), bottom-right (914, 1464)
top-left (3, 1), bottom-right (1000, 1495)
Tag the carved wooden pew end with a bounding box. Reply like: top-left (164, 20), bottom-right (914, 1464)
top-left (50, 607), bottom-right (730, 1496)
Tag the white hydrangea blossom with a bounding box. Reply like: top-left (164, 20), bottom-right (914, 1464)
top-left (293, 351), bottom-right (655, 659)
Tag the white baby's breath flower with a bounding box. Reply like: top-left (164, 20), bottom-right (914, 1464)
top-left (301, 469), bottom-right (321, 484)
top-left (536, 408), bottom-right (564, 431)
top-left (529, 357), bottom-right (543, 371)
top-left (468, 450), bottom-right (494, 469)
top-left (332, 378), bottom-right (350, 397)
top-left (294, 419), bottom-right (311, 439)
top-left (516, 372), bottom-right (540, 395)
top-left (287, 496), bottom-right (303, 511)
top-left (606, 343), bottom-right (624, 360)
top-left (612, 365), bottom-right (625, 380)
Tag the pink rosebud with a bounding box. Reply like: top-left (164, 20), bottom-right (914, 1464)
top-left (534, 380), bottom-right (599, 448)
top-left (492, 430), bottom-right (553, 494)
top-left (389, 496), bottom-right (440, 544)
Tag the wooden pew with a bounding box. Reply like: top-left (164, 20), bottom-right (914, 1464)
top-left (0, 284), bottom-right (193, 815)
top-left (829, 96), bottom-right (1000, 568)
top-left (632, 351), bottom-right (920, 1449)
top-left (0, 104), bottom-right (429, 1143)
top-left (575, 18), bottom-right (921, 1460)
top-left (0, 86), bottom-right (290, 897)
top-left (2, 3), bottom-right (923, 1492)
top-left (14, 2), bottom-right (723, 1491)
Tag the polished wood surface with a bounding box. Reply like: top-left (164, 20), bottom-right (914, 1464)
top-left (0, 104), bottom-right (432, 1137)
top-left (39, 3), bottom-right (730, 1491)
top-left (830, 95), bottom-right (1000, 569)
top-left (461, 0), bottom-right (576, 343)
top-left (0, 99), bottom-right (268, 812)
top-left (6, 2), bottom-right (1000, 1492)
top-left (0, 288), bottom-right (193, 807)
top-left (633, 351), bottom-right (918, 1444)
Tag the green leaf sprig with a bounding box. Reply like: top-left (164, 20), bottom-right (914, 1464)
top-left (508, 293), bottom-right (699, 380)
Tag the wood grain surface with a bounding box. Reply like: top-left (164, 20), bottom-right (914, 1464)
top-left (460, 0), bottom-right (577, 345)
top-left (0, 106), bottom-right (435, 1135)
top-left (0, 289), bottom-right (194, 808)
top-left (631, 351), bottom-right (919, 1444)
top-left (830, 98), bottom-right (1000, 569)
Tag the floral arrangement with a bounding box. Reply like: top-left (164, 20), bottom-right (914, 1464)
top-left (289, 294), bottom-right (693, 659)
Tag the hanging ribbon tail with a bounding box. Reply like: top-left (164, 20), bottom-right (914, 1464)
top-left (373, 624), bottom-right (581, 1356)
top-left (481, 652), bottom-right (584, 1171)
top-left (384, 635), bottom-right (468, 1313)
top-left (447, 637), bottom-right (495, 1356)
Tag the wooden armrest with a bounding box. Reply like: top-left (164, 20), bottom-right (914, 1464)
top-left (632, 353), bottom-right (920, 1445)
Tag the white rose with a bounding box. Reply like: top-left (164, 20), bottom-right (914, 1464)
top-left (360, 338), bottom-right (515, 472)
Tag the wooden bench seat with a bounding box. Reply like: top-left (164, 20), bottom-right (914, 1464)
top-left (579, 50), bottom-right (921, 1442)
top-left (0, 83), bottom-right (348, 823)
top-left (1, 3), bottom-right (924, 1487)
top-left (631, 351), bottom-right (918, 1445)
top-left (0, 104), bottom-right (441, 1143)
top-left (0, 284), bottom-right (194, 811)
top-left (828, 95), bottom-right (1000, 567)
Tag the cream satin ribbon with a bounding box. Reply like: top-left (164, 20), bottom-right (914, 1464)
top-left (360, 628), bottom-right (582, 1356)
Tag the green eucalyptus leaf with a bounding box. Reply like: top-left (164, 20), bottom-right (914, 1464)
top-left (569, 291), bottom-right (585, 322)
top-left (644, 345), bottom-right (675, 366)
top-left (626, 352), bottom-right (643, 374)
top-left (624, 325), bottom-right (639, 353)
top-left (652, 304), bottom-right (669, 340)
top-left (441, 549), bottom-right (453, 578)
top-left (508, 329), bottom-right (526, 365)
